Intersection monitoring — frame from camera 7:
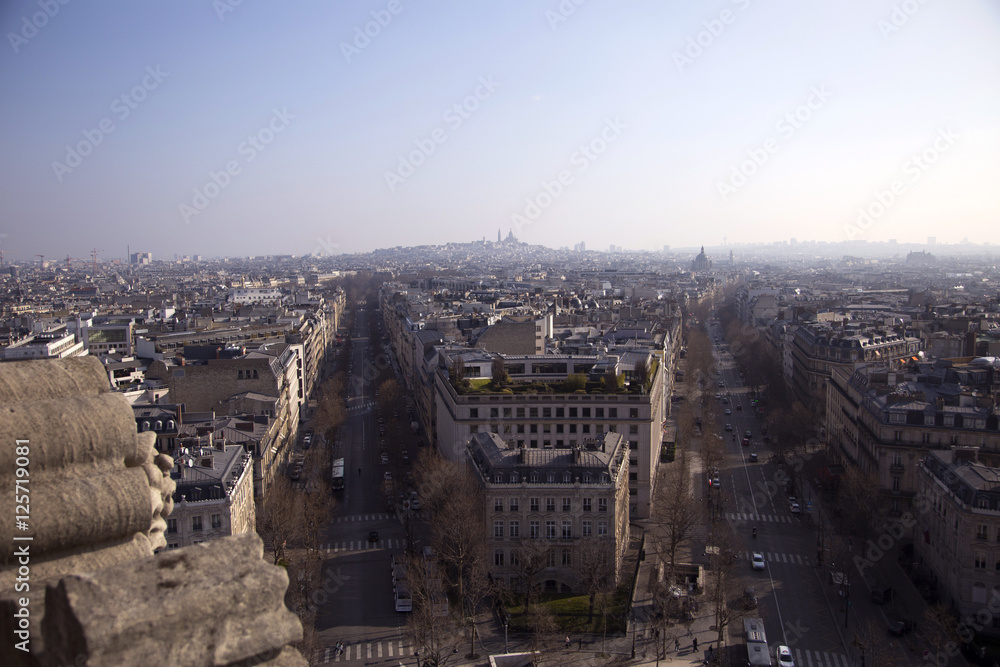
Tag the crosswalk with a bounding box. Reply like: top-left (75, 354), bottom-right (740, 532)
top-left (741, 551), bottom-right (813, 566)
top-left (319, 639), bottom-right (413, 663)
top-left (727, 512), bottom-right (798, 524)
top-left (347, 400), bottom-right (375, 413)
top-left (332, 513), bottom-right (393, 523)
top-left (321, 538), bottom-right (406, 552)
top-left (792, 647), bottom-right (851, 667)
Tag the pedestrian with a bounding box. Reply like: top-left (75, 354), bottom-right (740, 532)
top-left (675, 638), bottom-right (681, 652)
top-left (693, 637), bottom-right (698, 651)
top-left (565, 636), bottom-right (570, 649)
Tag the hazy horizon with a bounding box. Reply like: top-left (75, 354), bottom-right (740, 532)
top-left (2, 1), bottom-right (998, 261)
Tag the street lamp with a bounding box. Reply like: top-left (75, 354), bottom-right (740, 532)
top-left (503, 620), bottom-right (508, 654)
top-left (631, 611), bottom-right (636, 659)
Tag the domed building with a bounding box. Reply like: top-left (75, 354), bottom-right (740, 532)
top-left (692, 246), bottom-right (712, 271)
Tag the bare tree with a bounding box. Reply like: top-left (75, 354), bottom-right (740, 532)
top-left (651, 451), bottom-right (698, 587)
top-left (576, 537), bottom-right (617, 622)
top-left (256, 477), bottom-right (300, 564)
top-left (854, 618), bottom-right (899, 667)
top-left (922, 602), bottom-right (961, 665)
top-left (405, 551), bottom-right (461, 666)
top-left (705, 525), bottom-right (745, 649)
top-left (377, 377), bottom-right (402, 416)
top-left (525, 604), bottom-right (560, 664)
top-left (510, 541), bottom-right (550, 609)
top-left (490, 356), bottom-right (509, 389)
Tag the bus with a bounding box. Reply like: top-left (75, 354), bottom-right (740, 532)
top-left (391, 555), bottom-right (412, 612)
top-left (331, 457), bottom-right (345, 491)
top-left (743, 617), bottom-right (771, 666)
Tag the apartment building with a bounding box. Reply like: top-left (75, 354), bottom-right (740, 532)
top-left (436, 349), bottom-right (668, 518)
top-left (0, 328), bottom-right (86, 360)
top-left (827, 358), bottom-right (1000, 527)
top-left (917, 449), bottom-right (1000, 639)
top-left (164, 439), bottom-right (256, 550)
top-left (467, 431), bottom-right (630, 594)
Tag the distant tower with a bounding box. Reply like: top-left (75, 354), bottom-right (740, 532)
top-left (498, 228), bottom-right (502, 243)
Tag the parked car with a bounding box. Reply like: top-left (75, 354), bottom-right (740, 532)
top-left (887, 618), bottom-right (913, 636)
top-left (380, 451), bottom-right (389, 465)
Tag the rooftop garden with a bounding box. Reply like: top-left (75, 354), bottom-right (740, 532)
top-left (449, 358), bottom-right (659, 396)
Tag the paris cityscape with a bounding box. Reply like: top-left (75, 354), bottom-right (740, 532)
top-left (2, 2), bottom-right (1000, 666)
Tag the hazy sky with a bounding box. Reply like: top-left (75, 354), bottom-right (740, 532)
top-left (1, 1), bottom-right (998, 260)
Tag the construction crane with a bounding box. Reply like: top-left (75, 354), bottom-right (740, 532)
top-left (91, 248), bottom-right (104, 274)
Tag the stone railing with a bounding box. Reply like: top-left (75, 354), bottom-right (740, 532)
top-left (0, 357), bottom-right (304, 666)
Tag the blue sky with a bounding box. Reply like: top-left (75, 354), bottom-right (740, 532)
top-left (1, 0), bottom-right (998, 260)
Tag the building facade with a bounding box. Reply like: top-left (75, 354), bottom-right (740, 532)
top-left (467, 431), bottom-right (630, 594)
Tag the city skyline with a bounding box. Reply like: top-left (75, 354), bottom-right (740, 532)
top-left (2, 1), bottom-right (999, 260)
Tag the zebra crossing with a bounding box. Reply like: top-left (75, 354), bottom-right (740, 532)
top-left (792, 647), bottom-right (851, 667)
top-left (320, 639), bottom-right (412, 663)
top-left (347, 400), bottom-right (375, 413)
top-left (321, 538), bottom-right (406, 553)
top-left (727, 512), bottom-right (797, 524)
top-left (332, 513), bottom-right (393, 523)
top-left (741, 550), bottom-right (813, 566)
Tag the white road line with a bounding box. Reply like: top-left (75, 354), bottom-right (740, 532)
top-left (324, 646), bottom-right (330, 663)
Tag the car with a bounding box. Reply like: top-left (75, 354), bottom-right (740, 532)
top-left (725, 423), bottom-right (732, 431)
top-left (751, 553), bottom-right (766, 570)
top-left (888, 619), bottom-right (913, 636)
top-left (736, 404), bottom-right (743, 411)
top-left (749, 452), bottom-right (758, 462)
top-left (368, 530), bottom-right (379, 543)
top-left (724, 409), bottom-right (731, 415)
top-left (745, 429), bottom-right (752, 437)
top-left (384, 471), bottom-right (392, 482)
top-left (789, 502), bottom-right (801, 514)
top-left (380, 451), bottom-right (389, 465)
top-left (742, 437), bottom-right (750, 447)
top-left (776, 645), bottom-right (795, 667)
top-left (401, 450), bottom-right (410, 463)
top-left (721, 397), bottom-right (729, 404)
top-left (718, 382), bottom-right (725, 388)
top-left (410, 497), bottom-right (421, 510)
top-left (743, 586), bottom-right (758, 609)
top-left (715, 393), bottom-right (722, 400)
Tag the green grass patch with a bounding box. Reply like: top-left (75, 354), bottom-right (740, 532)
top-left (506, 589), bottom-right (629, 634)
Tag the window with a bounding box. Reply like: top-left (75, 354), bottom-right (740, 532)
top-left (562, 520), bottom-right (572, 539)
top-left (530, 440), bottom-right (538, 448)
top-left (562, 549), bottom-right (572, 566)
top-left (556, 424), bottom-right (564, 434)
top-left (582, 520), bottom-right (592, 537)
top-left (596, 408), bottom-right (604, 418)
top-left (495, 498), bottom-right (504, 512)
top-left (569, 424), bottom-right (577, 434)
top-left (582, 408), bottom-right (591, 418)
top-left (167, 518), bottom-right (177, 534)
top-left (562, 472), bottom-right (571, 483)
top-left (977, 525), bottom-right (989, 541)
top-left (494, 549), bottom-right (505, 567)
top-left (976, 552), bottom-right (987, 569)
top-left (562, 498), bottom-right (571, 511)
top-left (892, 476), bottom-right (901, 492)
top-left (543, 407), bottom-right (551, 418)
top-left (546, 520), bottom-right (556, 538)
top-left (892, 453), bottom-right (902, 466)
top-left (238, 369), bottom-right (244, 379)
top-left (556, 407), bottom-right (564, 418)
top-left (597, 520), bottom-right (608, 537)
top-left (569, 407), bottom-right (578, 418)
top-left (503, 424), bottom-right (512, 434)
top-left (629, 425), bottom-right (639, 434)
top-left (530, 424), bottom-right (538, 434)
top-left (167, 543), bottom-right (179, 550)
top-left (609, 408), bottom-right (617, 418)
top-left (630, 408), bottom-right (639, 418)
top-left (974, 582), bottom-right (987, 604)
top-left (510, 520), bottom-right (520, 538)
top-left (598, 498), bottom-right (608, 512)
top-left (630, 458), bottom-right (638, 467)
top-left (530, 497), bottom-right (539, 511)
top-left (211, 514), bottom-right (221, 529)
top-left (510, 497), bottom-right (519, 512)
top-left (582, 424), bottom-right (590, 434)
top-left (530, 407), bottom-right (538, 418)
top-left (494, 521), bottom-right (504, 538)
top-left (583, 473), bottom-right (591, 484)
top-left (517, 425), bottom-right (525, 434)
top-left (530, 520), bottom-right (539, 538)
top-left (470, 408), bottom-right (478, 419)
top-left (546, 498), bottom-right (555, 512)
top-left (490, 407), bottom-right (499, 418)
top-left (510, 549), bottom-right (521, 567)
top-left (516, 408), bottom-right (525, 418)
top-left (546, 550), bottom-right (556, 567)
top-left (629, 472), bottom-right (638, 481)
top-left (503, 407), bottom-right (512, 419)
top-left (583, 498), bottom-right (592, 512)
top-left (192, 516), bottom-right (203, 531)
